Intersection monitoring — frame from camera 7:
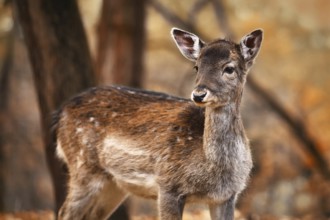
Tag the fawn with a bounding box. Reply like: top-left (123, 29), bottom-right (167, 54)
top-left (54, 27), bottom-right (263, 220)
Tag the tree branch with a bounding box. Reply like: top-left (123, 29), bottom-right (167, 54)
top-left (247, 77), bottom-right (330, 178)
top-left (187, 0), bottom-right (209, 27)
top-left (0, 22), bottom-right (14, 110)
top-left (148, 0), bottom-right (196, 33)
top-left (209, 0), bottom-right (233, 38)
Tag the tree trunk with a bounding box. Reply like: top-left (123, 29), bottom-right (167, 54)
top-left (13, 0), bottom-right (96, 213)
top-left (0, 21), bottom-right (14, 212)
top-left (96, 0), bottom-right (146, 87)
top-left (0, 21), bottom-right (55, 211)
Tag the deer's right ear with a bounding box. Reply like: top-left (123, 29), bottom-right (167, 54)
top-left (240, 29), bottom-right (263, 68)
top-left (171, 28), bottom-right (205, 62)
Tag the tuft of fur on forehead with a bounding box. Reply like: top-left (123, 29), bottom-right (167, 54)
top-left (199, 39), bottom-right (243, 65)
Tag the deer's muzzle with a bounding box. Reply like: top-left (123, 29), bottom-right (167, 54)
top-left (191, 87), bottom-right (208, 104)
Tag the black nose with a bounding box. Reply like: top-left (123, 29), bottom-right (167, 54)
top-left (193, 92), bottom-right (207, 103)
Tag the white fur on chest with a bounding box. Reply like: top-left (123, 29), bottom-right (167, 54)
top-left (225, 137), bottom-right (252, 194)
top-left (200, 137), bottom-right (252, 203)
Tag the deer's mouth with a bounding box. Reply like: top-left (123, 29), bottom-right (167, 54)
top-left (193, 100), bottom-right (208, 106)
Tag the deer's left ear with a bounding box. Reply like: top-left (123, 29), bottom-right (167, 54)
top-left (240, 29), bottom-right (263, 67)
top-left (171, 28), bottom-right (205, 62)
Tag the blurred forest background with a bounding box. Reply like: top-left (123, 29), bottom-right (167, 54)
top-left (0, 0), bottom-right (330, 219)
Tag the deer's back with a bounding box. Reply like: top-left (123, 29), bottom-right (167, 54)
top-left (55, 86), bottom-right (210, 196)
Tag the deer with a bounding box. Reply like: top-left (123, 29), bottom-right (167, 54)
top-left (54, 27), bottom-right (263, 220)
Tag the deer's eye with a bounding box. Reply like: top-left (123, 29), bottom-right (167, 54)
top-left (224, 66), bottom-right (235, 75)
top-left (193, 65), bottom-right (198, 72)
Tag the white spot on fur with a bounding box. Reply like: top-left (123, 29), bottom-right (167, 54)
top-left (76, 157), bottom-right (83, 169)
top-left (76, 127), bottom-right (83, 133)
top-left (128, 172), bottom-right (156, 187)
top-left (112, 112), bottom-right (118, 118)
top-left (89, 117), bottom-right (95, 122)
top-left (81, 135), bottom-right (88, 145)
top-left (188, 136), bottom-right (193, 141)
top-left (103, 136), bottom-right (147, 156)
top-left (127, 90), bottom-right (136, 95)
top-left (56, 140), bottom-right (68, 163)
top-left (75, 150), bottom-right (85, 169)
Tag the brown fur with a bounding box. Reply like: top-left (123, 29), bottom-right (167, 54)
top-left (55, 28), bottom-right (263, 220)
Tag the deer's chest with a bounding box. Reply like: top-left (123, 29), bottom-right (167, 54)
top-left (182, 140), bottom-right (252, 203)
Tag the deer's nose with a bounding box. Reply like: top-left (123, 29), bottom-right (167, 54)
top-left (192, 89), bottom-right (208, 103)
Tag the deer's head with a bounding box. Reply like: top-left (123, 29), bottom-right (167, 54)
top-left (172, 28), bottom-right (263, 108)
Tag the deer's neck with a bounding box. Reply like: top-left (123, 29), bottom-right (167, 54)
top-left (203, 103), bottom-right (246, 164)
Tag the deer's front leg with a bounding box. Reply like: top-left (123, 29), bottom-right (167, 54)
top-left (158, 190), bottom-right (186, 220)
top-left (209, 194), bottom-right (236, 220)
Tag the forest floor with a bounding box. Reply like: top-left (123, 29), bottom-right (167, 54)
top-left (0, 210), bottom-right (322, 220)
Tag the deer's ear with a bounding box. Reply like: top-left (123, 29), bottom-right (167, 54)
top-left (240, 29), bottom-right (263, 67)
top-left (171, 28), bottom-right (205, 62)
